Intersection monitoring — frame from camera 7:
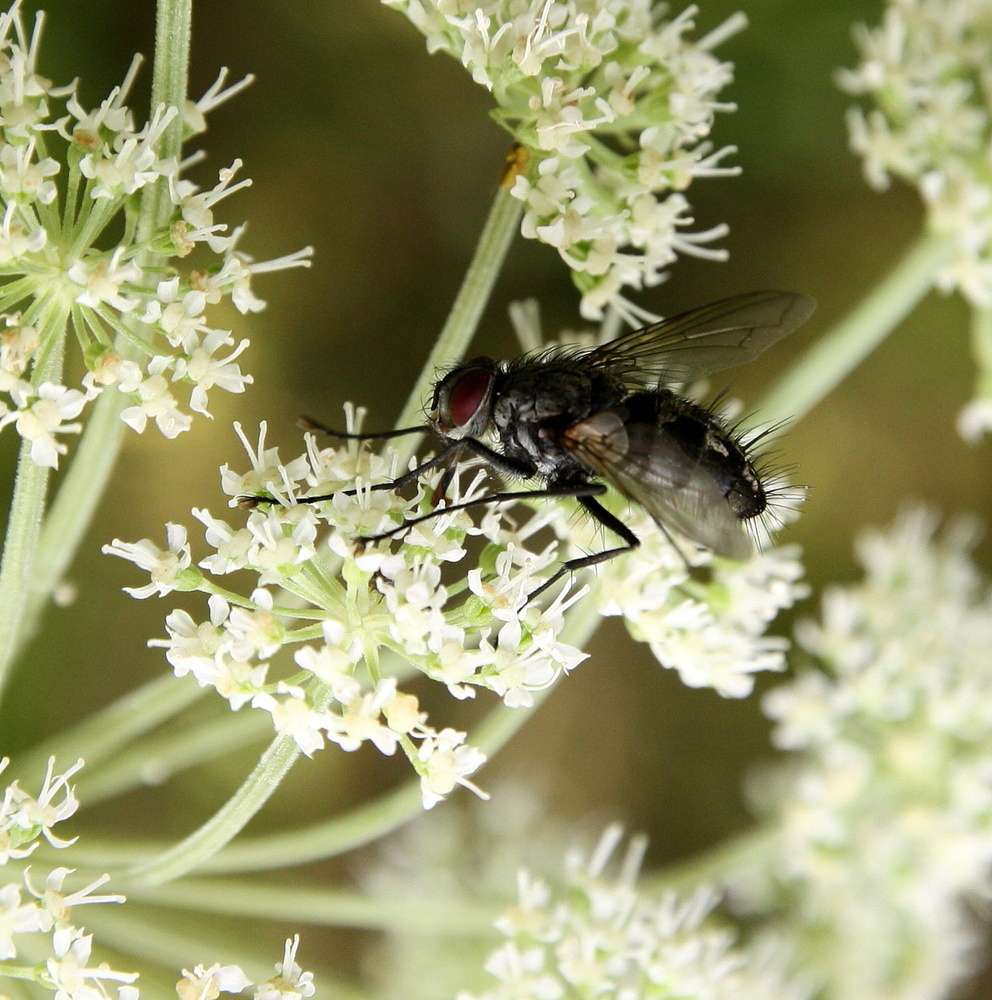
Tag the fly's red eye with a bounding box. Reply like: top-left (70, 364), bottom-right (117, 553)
top-left (447, 368), bottom-right (491, 427)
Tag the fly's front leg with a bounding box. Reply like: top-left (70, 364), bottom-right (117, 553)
top-left (237, 439), bottom-right (463, 508)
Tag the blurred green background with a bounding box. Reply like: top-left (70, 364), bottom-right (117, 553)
top-left (1, 0), bottom-right (990, 988)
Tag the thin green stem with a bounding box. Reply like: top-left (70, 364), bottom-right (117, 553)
top-left (0, 298), bottom-right (71, 705)
top-left (968, 304), bottom-right (992, 398)
top-left (0, 443), bottom-right (52, 707)
top-left (393, 173), bottom-right (524, 463)
top-left (757, 230), bottom-right (956, 429)
top-left (140, 0), bottom-right (192, 240)
top-left (74, 705), bottom-right (271, 806)
top-left (641, 825), bottom-right (776, 895)
top-left (123, 878), bottom-right (497, 935)
top-left (119, 727), bottom-right (305, 887)
top-left (16, 388), bottom-right (127, 660)
top-left (9, 673), bottom-right (205, 787)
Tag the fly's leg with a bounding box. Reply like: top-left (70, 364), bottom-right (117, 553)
top-left (237, 436), bottom-right (538, 509)
top-left (237, 439), bottom-right (464, 507)
top-left (357, 482), bottom-right (609, 543)
top-left (524, 495), bottom-right (640, 605)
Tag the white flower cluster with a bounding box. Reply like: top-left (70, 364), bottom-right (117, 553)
top-left (105, 421), bottom-right (590, 810)
top-left (0, 757), bottom-right (138, 997)
top-left (177, 936), bottom-right (315, 1000)
top-left (460, 825), bottom-right (808, 1000)
top-left (0, 758), bottom-right (316, 1000)
top-left (838, 0), bottom-right (992, 438)
top-left (384, 0), bottom-right (744, 319)
top-left (744, 508), bottom-right (992, 1000)
top-left (360, 784), bottom-right (575, 1000)
top-left (0, 5), bottom-right (311, 468)
top-left (577, 505), bottom-right (807, 697)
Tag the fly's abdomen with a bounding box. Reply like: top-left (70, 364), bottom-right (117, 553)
top-left (626, 392), bottom-right (766, 521)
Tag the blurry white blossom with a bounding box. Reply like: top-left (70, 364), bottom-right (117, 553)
top-left (741, 507), bottom-right (992, 1000)
top-left (0, 5), bottom-right (311, 468)
top-left (839, 0), bottom-right (992, 435)
top-left (361, 784), bottom-right (577, 1000)
top-left (383, 0), bottom-right (744, 319)
top-left (461, 825), bottom-right (809, 1000)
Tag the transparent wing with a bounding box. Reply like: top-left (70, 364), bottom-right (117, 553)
top-left (562, 411), bottom-right (753, 560)
top-left (584, 290), bottom-right (815, 384)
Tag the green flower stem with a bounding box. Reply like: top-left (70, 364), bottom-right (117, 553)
top-left (0, 443), bottom-right (53, 703)
top-left (74, 708), bottom-right (271, 806)
top-left (756, 230), bottom-right (957, 429)
top-left (122, 878), bottom-right (498, 935)
top-left (393, 170), bottom-right (524, 464)
top-left (642, 825), bottom-right (776, 895)
top-left (9, 673), bottom-right (204, 787)
top-left (17, 387), bottom-right (128, 661)
top-left (971, 304), bottom-right (992, 393)
top-left (140, 0), bottom-right (192, 238)
top-left (119, 717), bottom-right (309, 887)
top-left (0, 299), bottom-right (71, 704)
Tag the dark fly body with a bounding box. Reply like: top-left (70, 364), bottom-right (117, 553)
top-left (244, 291), bottom-right (815, 602)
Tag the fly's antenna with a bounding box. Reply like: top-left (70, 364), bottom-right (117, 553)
top-left (298, 416), bottom-right (431, 440)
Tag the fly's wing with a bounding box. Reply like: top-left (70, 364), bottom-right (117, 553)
top-left (584, 291), bottom-right (815, 385)
top-left (562, 410), bottom-right (753, 560)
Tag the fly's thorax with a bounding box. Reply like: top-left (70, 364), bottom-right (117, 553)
top-left (488, 362), bottom-right (624, 477)
top-left (430, 357), bottom-right (500, 439)
top-left (626, 391), bottom-right (767, 520)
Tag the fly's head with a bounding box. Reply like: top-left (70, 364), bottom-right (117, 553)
top-left (430, 357), bottom-right (499, 441)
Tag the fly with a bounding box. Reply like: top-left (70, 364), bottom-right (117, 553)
top-left (242, 290), bottom-right (815, 602)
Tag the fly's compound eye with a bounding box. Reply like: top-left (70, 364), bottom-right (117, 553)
top-left (437, 363), bottom-right (494, 431)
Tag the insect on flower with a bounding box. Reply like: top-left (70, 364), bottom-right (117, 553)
top-left (243, 291), bottom-right (815, 601)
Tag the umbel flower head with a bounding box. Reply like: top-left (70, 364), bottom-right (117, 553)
top-left (742, 508), bottom-right (992, 1000)
top-left (460, 825), bottom-right (809, 1000)
top-left (107, 389), bottom-right (805, 808)
top-left (0, 4), bottom-right (311, 468)
top-left (838, 0), bottom-right (992, 439)
top-left (0, 756), bottom-right (316, 1000)
top-left (384, 0), bottom-right (745, 319)
top-left (106, 419), bottom-right (589, 810)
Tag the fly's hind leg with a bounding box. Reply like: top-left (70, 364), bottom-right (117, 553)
top-left (524, 494), bottom-right (640, 605)
top-left (357, 481), bottom-right (609, 544)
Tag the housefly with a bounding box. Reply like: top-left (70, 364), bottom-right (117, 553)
top-left (243, 290), bottom-right (815, 601)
